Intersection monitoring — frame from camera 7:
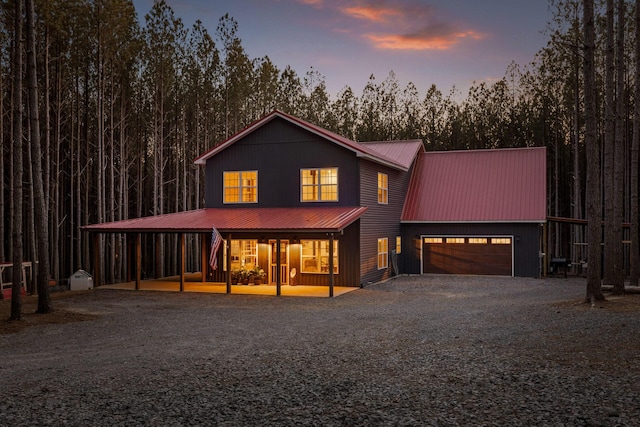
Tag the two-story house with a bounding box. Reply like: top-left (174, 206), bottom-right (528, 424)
top-left (84, 110), bottom-right (546, 292)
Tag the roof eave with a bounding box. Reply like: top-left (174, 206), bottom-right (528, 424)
top-left (400, 220), bottom-right (547, 224)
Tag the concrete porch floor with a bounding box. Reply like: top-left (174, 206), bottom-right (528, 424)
top-left (99, 273), bottom-right (359, 298)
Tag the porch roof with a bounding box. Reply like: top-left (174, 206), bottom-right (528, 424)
top-left (81, 206), bottom-right (368, 234)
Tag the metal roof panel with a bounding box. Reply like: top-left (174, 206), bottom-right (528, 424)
top-left (82, 207), bottom-right (368, 233)
top-left (401, 147), bottom-right (546, 223)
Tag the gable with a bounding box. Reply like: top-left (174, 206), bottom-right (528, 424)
top-left (194, 110), bottom-right (418, 171)
top-left (402, 147), bottom-right (547, 223)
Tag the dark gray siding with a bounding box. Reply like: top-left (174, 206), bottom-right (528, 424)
top-left (401, 223), bottom-right (542, 278)
top-left (205, 118), bottom-right (359, 208)
top-left (359, 159), bottom-right (414, 285)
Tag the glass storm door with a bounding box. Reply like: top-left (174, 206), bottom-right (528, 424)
top-left (269, 240), bottom-right (289, 285)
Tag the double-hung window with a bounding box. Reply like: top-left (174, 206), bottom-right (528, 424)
top-left (378, 238), bottom-right (388, 269)
top-left (378, 173), bottom-right (388, 204)
top-left (301, 168), bottom-right (338, 202)
top-left (224, 171), bottom-right (257, 203)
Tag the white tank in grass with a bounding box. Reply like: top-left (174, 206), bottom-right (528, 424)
top-left (69, 269), bottom-right (93, 291)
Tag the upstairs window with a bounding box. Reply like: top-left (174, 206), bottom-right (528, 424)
top-left (224, 171), bottom-right (257, 203)
top-left (378, 173), bottom-right (388, 204)
top-left (301, 168), bottom-right (338, 202)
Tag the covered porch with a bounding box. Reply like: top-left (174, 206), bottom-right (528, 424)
top-left (100, 273), bottom-right (358, 297)
top-left (82, 206), bottom-right (367, 297)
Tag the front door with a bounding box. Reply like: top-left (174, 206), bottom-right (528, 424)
top-left (269, 240), bottom-right (289, 285)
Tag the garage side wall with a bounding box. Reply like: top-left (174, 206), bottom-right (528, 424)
top-left (401, 223), bottom-right (542, 278)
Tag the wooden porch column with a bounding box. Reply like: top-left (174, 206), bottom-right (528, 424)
top-left (179, 233), bottom-right (185, 292)
top-left (92, 232), bottom-right (101, 287)
top-left (329, 233), bottom-right (334, 298)
top-left (201, 232), bottom-right (208, 282)
top-left (226, 233), bottom-right (232, 294)
top-left (276, 238), bottom-right (281, 296)
top-left (135, 233), bottom-right (141, 291)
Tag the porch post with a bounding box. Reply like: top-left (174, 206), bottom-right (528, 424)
top-left (226, 233), bottom-right (232, 294)
top-left (135, 233), bottom-right (141, 291)
top-left (329, 233), bottom-right (334, 298)
top-left (276, 238), bottom-right (281, 296)
top-left (179, 233), bottom-right (185, 292)
top-left (201, 232), bottom-right (208, 282)
top-left (92, 232), bottom-right (100, 288)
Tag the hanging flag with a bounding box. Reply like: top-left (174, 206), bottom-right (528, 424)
top-left (209, 226), bottom-right (223, 270)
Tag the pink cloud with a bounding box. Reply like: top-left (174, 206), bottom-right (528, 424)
top-left (336, 1), bottom-right (482, 51)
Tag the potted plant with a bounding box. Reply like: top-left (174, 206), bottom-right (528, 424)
top-left (230, 268), bottom-right (240, 285)
top-left (250, 266), bottom-right (266, 285)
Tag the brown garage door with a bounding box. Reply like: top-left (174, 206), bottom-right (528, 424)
top-left (422, 237), bottom-right (512, 276)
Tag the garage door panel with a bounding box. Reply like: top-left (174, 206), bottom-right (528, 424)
top-left (423, 238), bottom-right (512, 276)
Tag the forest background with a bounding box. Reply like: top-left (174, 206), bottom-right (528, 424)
top-left (1, 0), bottom-right (638, 308)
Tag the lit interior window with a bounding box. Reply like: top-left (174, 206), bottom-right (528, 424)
top-left (301, 240), bottom-right (338, 273)
top-left (224, 171), bottom-right (257, 203)
top-left (301, 168), bottom-right (338, 201)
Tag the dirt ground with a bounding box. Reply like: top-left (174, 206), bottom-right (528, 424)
top-left (0, 291), bottom-right (98, 335)
top-left (1, 282), bottom-right (639, 335)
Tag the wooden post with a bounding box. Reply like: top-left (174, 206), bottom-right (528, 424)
top-left (543, 222), bottom-right (548, 278)
top-left (92, 232), bottom-right (100, 287)
top-left (201, 232), bottom-right (207, 282)
top-left (329, 233), bottom-right (334, 297)
top-left (226, 233), bottom-right (232, 294)
top-left (276, 238), bottom-right (281, 296)
top-left (135, 233), bottom-right (141, 291)
top-left (179, 233), bottom-right (185, 292)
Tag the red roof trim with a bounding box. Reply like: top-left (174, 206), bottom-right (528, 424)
top-left (81, 207), bottom-right (368, 234)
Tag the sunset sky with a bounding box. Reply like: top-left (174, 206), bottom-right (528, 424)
top-left (133, 0), bottom-right (553, 98)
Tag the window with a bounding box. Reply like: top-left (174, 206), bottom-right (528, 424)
top-left (301, 240), bottom-right (338, 274)
top-left (468, 238), bottom-right (488, 244)
top-left (395, 236), bottom-right (402, 254)
top-left (446, 238), bottom-right (465, 244)
top-left (229, 240), bottom-right (257, 271)
top-left (301, 168), bottom-right (338, 201)
top-left (424, 237), bottom-right (442, 244)
top-left (378, 173), bottom-right (388, 204)
top-left (491, 238), bottom-right (511, 245)
top-left (224, 171), bottom-right (257, 203)
top-left (378, 238), bottom-right (388, 269)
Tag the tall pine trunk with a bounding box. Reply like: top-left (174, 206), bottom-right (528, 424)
top-left (10, 0), bottom-right (24, 319)
top-left (630, 0), bottom-right (640, 286)
top-left (26, 0), bottom-right (51, 312)
top-left (584, 0), bottom-right (604, 302)
top-left (611, 0), bottom-right (625, 294)
top-left (603, 0), bottom-right (616, 288)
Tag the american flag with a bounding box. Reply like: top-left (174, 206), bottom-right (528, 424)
top-left (209, 226), bottom-right (223, 270)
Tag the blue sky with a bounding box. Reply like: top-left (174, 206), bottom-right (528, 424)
top-left (133, 0), bottom-right (553, 98)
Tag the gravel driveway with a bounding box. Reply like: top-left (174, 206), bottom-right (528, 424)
top-left (1, 275), bottom-right (639, 426)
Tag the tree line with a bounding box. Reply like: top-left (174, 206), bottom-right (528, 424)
top-left (1, 0), bottom-right (638, 316)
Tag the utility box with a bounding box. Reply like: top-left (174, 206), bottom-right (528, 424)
top-left (69, 270), bottom-right (93, 291)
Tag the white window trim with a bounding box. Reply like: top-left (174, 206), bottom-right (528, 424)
top-left (300, 167), bottom-right (339, 202)
top-left (223, 170), bottom-right (258, 204)
top-left (378, 238), bottom-right (388, 270)
top-left (378, 172), bottom-right (388, 205)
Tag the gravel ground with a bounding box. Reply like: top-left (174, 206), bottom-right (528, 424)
top-left (1, 275), bottom-right (639, 426)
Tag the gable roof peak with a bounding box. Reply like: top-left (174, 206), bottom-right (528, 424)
top-left (194, 110), bottom-right (421, 171)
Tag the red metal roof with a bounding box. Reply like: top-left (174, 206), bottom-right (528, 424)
top-left (81, 207), bottom-right (368, 233)
top-left (401, 147), bottom-right (547, 223)
top-left (194, 110), bottom-right (418, 171)
top-left (360, 140), bottom-right (425, 170)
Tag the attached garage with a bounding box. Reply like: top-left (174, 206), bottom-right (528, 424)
top-left (421, 236), bottom-right (513, 276)
top-left (400, 147), bottom-right (547, 278)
